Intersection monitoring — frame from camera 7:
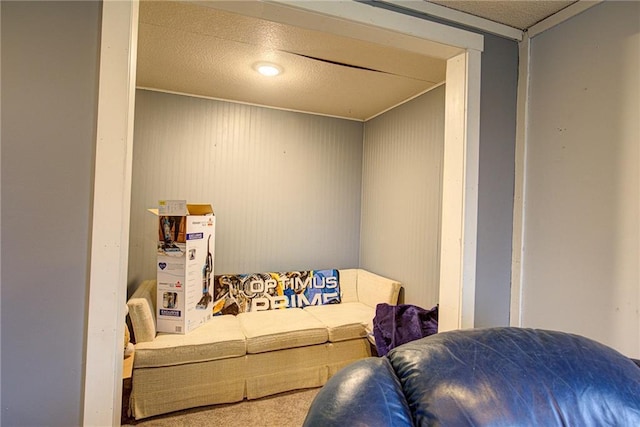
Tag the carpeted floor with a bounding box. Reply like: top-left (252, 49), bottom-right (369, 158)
top-left (121, 381), bottom-right (320, 427)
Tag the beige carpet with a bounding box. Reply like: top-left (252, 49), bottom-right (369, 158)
top-left (121, 384), bottom-right (320, 427)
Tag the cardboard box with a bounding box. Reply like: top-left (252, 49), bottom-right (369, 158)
top-left (152, 200), bottom-right (215, 334)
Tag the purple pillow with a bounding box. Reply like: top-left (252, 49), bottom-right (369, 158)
top-left (373, 303), bottom-right (438, 356)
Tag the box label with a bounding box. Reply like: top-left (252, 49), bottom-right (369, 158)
top-left (158, 200), bottom-right (187, 216)
top-left (160, 309), bottom-right (181, 317)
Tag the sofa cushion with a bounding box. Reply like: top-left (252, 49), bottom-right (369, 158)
top-left (338, 269), bottom-right (358, 303)
top-left (356, 269), bottom-right (401, 308)
top-left (304, 302), bottom-right (374, 342)
top-left (134, 314), bottom-right (246, 368)
top-left (238, 308), bottom-right (328, 353)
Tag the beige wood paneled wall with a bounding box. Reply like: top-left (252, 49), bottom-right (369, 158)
top-left (360, 86), bottom-right (445, 309)
top-left (128, 90), bottom-right (363, 290)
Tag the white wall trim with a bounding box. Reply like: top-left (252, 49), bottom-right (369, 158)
top-left (275, 0), bottom-right (483, 52)
top-left (138, 81), bottom-right (445, 123)
top-left (461, 49), bottom-right (481, 329)
top-left (364, 80), bottom-right (446, 121)
top-left (528, 0), bottom-right (603, 38)
top-left (438, 51), bottom-right (481, 331)
top-left (90, 0), bottom-right (483, 421)
top-left (199, 0), bottom-right (482, 56)
top-left (136, 86), bottom-right (364, 122)
top-left (83, 1), bottom-right (138, 425)
top-left (379, 0), bottom-right (524, 41)
top-left (510, 34), bottom-right (530, 327)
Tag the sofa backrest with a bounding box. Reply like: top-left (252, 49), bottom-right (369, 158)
top-left (126, 279), bottom-right (157, 343)
top-left (127, 269), bottom-right (401, 342)
top-left (338, 269), bottom-right (358, 303)
top-left (355, 269), bottom-right (402, 308)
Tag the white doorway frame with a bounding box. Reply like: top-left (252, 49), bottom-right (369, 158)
top-left (84, 1), bottom-right (482, 425)
top-left (438, 50), bottom-right (481, 331)
top-left (83, 1), bottom-right (139, 425)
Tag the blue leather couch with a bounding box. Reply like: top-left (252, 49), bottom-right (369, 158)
top-left (303, 327), bottom-right (640, 426)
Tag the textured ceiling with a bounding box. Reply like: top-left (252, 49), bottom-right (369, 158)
top-left (427, 0), bottom-right (578, 30)
top-left (137, 1), bottom-right (581, 120)
top-left (137, 1), bottom-right (446, 121)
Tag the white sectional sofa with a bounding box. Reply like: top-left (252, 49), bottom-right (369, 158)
top-left (126, 268), bottom-right (401, 420)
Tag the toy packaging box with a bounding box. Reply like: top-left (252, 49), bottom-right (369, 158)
top-left (153, 200), bottom-right (215, 334)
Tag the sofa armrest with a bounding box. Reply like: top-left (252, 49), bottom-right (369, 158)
top-left (356, 270), bottom-right (401, 308)
top-left (126, 280), bottom-right (157, 343)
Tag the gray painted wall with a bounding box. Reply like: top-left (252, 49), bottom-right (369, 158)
top-left (522, 1), bottom-right (639, 357)
top-left (473, 33), bottom-right (518, 327)
top-left (360, 86), bottom-right (445, 308)
top-left (1, 2), bottom-right (101, 425)
top-left (128, 90), bottom-right (363, 290)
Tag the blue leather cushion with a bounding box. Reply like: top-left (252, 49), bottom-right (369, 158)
top-left (303, 357), bottom-right (413, 427)
top-left (388, 327), bottom-right (640, 426)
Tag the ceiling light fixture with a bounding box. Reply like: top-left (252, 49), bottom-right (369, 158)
top-left (254, 62), bottom-right (282, 77)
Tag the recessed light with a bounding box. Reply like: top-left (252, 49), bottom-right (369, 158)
top-left (254, 62), bottom-right (282, 77)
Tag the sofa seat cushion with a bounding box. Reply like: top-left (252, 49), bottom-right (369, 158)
top-left (238, 308), bottom-right (328, 353)
top-left (304, 302), bottom-right (374, 342)
top-left (134, 315), bottom-right (246, 368)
